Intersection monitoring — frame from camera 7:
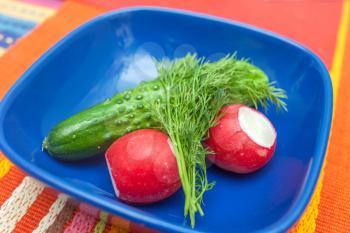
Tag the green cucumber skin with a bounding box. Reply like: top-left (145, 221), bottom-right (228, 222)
top-left (44, 80), bottom-right (163, 161)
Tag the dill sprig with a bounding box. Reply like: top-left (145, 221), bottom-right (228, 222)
top-left (150, 54), bottom-right (286, 227)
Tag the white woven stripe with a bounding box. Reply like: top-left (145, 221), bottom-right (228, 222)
top-left (0, 176), bottom-right (45, 233)
top-left (0, 47), bottom-right (6, 58)
top-left (32, 193), bottom-right (69, 233)
top-left (0, 0), bottom-right (55, 23)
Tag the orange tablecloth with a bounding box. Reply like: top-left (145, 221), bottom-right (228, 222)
top-left (0, 1), bottom-right (350, 232)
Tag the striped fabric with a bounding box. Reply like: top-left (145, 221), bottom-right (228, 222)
top-left (0, 165), bottom-right (130, 233)
top-left (0, 177), bottom-right (45, 233)
top-left (0, 0), bottom-right (55, 56)
top-left (1, 0), bottom-right (350, 232)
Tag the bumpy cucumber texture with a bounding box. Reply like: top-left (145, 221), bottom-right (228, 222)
top-left (43, 80), bottom-right (163, 161)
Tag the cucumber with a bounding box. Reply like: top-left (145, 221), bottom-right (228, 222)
top-left (43, 80), bottom-right (163, 161)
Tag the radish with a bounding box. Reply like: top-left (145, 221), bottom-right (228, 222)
top-left (205, 104), bottom-right (276, 174)
top-left (105, 129), bottom-right (181, 204)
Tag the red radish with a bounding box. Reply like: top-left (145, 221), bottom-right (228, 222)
top-left (105, 129), bottom-right (181, 204)
top-left (205, 104), bottom-right (276, 174)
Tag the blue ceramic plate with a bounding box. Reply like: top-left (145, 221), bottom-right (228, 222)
top-left (0, 8), bottom-right (332, 233)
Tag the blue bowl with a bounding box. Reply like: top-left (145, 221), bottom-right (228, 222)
top-left (0, 7), bottom-right (332, 233)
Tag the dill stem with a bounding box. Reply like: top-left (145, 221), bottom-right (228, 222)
top-left (196, 202), bottom-right (204, 216)
top-left (173, 133), bottom-right (192, 216)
